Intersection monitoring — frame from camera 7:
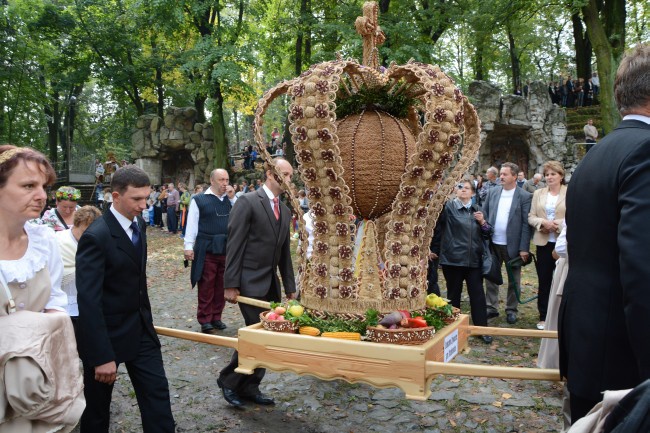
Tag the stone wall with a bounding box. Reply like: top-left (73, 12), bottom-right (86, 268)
top-left (132, 107), bottom-right (214, 187)
top-left (468, 80), bottom-right (578, 179)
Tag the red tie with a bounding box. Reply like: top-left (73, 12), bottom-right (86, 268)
top-left (273, 197), bottom-right (280, 220)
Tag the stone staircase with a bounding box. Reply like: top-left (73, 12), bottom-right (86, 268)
top-left (565, 106), bottom-right (602, 141)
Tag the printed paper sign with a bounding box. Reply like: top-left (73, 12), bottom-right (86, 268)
top-left (444, 329), bottom-right (459, 363)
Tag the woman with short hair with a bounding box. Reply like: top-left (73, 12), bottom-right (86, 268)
top-left (528, 160), bottom-right (567, 330)
top-left (431, 180), bottom-right (492, 343)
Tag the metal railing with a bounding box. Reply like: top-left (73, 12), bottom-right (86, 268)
top-left (54, 144), bottom-right (96, 183)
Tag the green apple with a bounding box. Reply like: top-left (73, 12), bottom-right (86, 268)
top-left (288, 304), bottom-right (305, 317)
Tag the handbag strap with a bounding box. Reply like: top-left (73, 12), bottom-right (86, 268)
top-left (54, 209), bottom-right (70, 230)
top-left (0, 271), bottom-right (16, 314)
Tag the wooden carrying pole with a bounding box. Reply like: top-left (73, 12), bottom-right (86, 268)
top-left (153, 297), bottom-right (268, 350)
top-left (154, 326), bottom-right (238, 349)
top-left (426, 361), bottom-right (561, 381)
top-left (468, 326), bottom-right (558, 339)
top-left (235, 296), bottom-right (272, 309)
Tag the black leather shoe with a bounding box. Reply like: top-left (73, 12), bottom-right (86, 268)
top-left (506, 312), bottom-right (517, 324)
top-left (481, 335), bottom-right (493, 344)
top-left (217, 379), bottom-right (244, 408)
top-left (201, 324), bottom-right (218, 334)
top-left (242, 393), bottom-right (275, 405)
top-left (486, 311), bottom-right (499, 320)
top-left (211, 320), bottom-right (227, 330)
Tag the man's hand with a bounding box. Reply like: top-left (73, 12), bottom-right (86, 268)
top-left (226, 185), bottom-right (235, 199)
top-left (95, 361), bottom-right (117, 384)
top-left (519, 251), bottom-right (530, 262)
top-left (429, 252), bottom-right (438, 260)
top-left (224, 288), bottom-right (240, 304)
top-left (184, 249), bottom-right (194, 261)
top-left (286, 292), bottom-right (298, 300)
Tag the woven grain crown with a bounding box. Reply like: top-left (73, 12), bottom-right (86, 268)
top-left (253, 1), bottom-right (482, 317)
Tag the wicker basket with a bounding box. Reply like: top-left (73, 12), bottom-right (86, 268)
top-left (259, 311), bottom-right (298, 333)
top-left (365, 326), bottom-right (435, 345)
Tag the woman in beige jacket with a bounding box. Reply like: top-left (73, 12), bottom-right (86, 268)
top-left (528, 160), bottom-right (567, 330)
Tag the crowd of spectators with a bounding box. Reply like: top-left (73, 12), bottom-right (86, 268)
top-left (548, 72), bottom-right (599, 108)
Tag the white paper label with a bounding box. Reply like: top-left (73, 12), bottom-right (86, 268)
top-left (444, 329), bottom-right (459, 363)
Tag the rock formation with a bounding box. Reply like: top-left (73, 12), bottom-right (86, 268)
top-left (468, 80), bottom-right (578, 178)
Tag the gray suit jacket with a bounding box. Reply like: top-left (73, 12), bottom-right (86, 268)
top-left (223, 188), bottom-right (296, 299)
top-left (482, 185), bottom-right (532, 260)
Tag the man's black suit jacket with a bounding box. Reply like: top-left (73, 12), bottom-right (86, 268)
top-left (224, 188), bottom-right (296, 299)
top-left (560, 119), bottom-right (650, 400)
top-left (76, 211), bottom-right (160, 367)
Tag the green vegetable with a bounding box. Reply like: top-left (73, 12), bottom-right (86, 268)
top-left (421, 305), bottom-right (454, 331)
top-left (285, 308), bottom-right (380, 335)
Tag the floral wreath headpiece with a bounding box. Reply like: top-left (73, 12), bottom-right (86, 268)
top-left (56, 186), bottom-right (81, 201)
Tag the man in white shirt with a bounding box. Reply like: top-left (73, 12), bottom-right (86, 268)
top-left (477, 162), bottom-right (532, 324)
top-left (183, 168), bottom-right (236, 334)
top-left (584, 119), bottom-right (598, 152)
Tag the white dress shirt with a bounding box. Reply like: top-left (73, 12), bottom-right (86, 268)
top-left (492, 187), bottom-right (515, 245)
top-left (261, 184), bottom-right (279, 213)
top-left (184, 187), bottom-right (237, 250)
top-left (110, 205), bottom-right (139, 239)
top-left (623, 114), bottom-right (650, 125)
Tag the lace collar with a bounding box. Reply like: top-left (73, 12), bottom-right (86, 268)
top-left (0, 223), bottom-right (53, 283)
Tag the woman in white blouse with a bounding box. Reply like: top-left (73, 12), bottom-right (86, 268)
top-left (528, 161), bottom-right (567, 330)
top-left (55, 206), bottom-right (102, 330)
top-left (0, 145), bottom-right (85, 431)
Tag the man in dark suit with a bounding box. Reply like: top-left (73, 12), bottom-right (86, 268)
top-left (560, 44), bottom-right (650, 424)
top-left (218, 158), bottom-right (297, 408)
top-left (478, 162), bottom-right (532, 324)
top-left (77, 166), bottom-right (175, 432)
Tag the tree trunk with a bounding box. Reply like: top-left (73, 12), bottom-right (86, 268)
top-left (211, 82), bottom-right (229, 170)
top-left (571, 13), bottom-right (592, 82)
top-left (507, 28), bottom-right (521, 93)
top-left (155, 65), bottom-right (164, 118)
top-left (194, 95), bottom-right (207, 123)
top-left (473, 36), bottom-right (485, 81)
top-left (304, 0), bottom-right (311, 66)
top-left (282, 115), bottom-right (294, 166)
top-left (295, 0), bottom-right (307, 76)
top-left (603, 0), bottom-right (626, 62)
top-left (581, 0), bottom-right (624, 134)
top-left (233, 108), bottom-right (240, 152)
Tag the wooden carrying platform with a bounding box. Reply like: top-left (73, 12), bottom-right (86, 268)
top-left (235, 315), bottom-right (469, 400)
top-left (155, 301), bottom-right (560, 401)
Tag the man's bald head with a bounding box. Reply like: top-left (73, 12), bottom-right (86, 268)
top-left (210, 168), bottom-right (230, 195)
top-left (265, 158), bottom-right (294, 196)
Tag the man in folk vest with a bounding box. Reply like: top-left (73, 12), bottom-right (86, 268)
top-left (184, 168), bottom-right (236, 334)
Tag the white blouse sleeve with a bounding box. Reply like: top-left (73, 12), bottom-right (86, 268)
top-left (44, 230), bottom-right (67, 312)
top-left (555, 220), bottom-right (568, 258)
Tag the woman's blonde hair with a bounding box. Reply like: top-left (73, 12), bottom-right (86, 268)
top-left (542, 160), bottom-right (565, 181)
top-left (74, 205), bottom-right (102, 228)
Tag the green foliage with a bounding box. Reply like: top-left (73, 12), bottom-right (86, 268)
top-left (421, 305), bottom-right (454, 332)
top-left (2, 0), bottom-right (645, 162)
top-left (335, 83), bottom-right (418, 120)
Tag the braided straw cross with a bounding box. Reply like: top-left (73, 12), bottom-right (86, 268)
top-left (354, 1), bottom-right (386, 69)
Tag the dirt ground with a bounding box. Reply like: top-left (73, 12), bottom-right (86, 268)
top-left (73, 227), bottom-right (564, 433)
